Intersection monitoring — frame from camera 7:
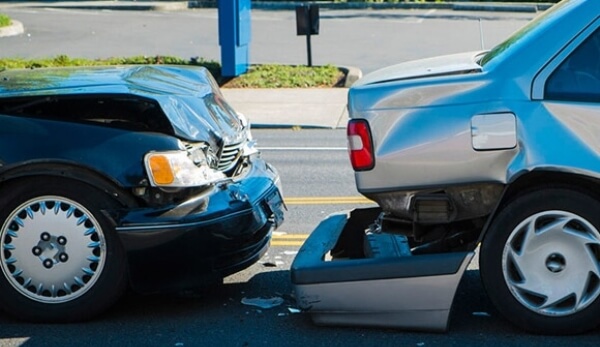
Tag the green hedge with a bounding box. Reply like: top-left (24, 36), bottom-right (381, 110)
top-left (0, 56), bottom-right (345, 88)
top-left (0, 14), bottom-right (11, 28)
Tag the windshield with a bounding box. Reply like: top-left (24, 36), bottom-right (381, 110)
top-left (480, 0), bottom-right (572, 66)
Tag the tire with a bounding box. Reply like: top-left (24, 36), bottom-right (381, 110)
top-left (480, 188), bottom-right (600, 335)
top-left (0, 177), bottom-right (127, 322)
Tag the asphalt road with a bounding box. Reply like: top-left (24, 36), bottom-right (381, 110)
top-left (0, 7), bottom-right (536, 73)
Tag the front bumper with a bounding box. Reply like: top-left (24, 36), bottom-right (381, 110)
top-left (112, 157), bottom-right (284, 293)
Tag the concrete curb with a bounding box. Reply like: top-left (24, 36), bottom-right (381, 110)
top-left (0, 20), bottom-right (24, 37)
top-left (339, 66), bottom-right (362, 88)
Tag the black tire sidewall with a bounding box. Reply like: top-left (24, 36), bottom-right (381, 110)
top-left (480, 188), bottom-right (600, 335)
top-left (0, 177), bottom-right (127, 322)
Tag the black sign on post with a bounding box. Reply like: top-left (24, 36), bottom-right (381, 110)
top-left (295, 3), bottom-right (319, 67)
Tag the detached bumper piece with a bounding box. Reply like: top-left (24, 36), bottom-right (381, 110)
top-left (291, 208), bottom-right (473, 332)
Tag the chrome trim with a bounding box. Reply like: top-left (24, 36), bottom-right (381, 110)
top-left (218, 141), bottom-right (244, 172)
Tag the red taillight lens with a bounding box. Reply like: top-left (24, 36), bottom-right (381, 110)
top-left (347, 119), bottom-right (375, 171)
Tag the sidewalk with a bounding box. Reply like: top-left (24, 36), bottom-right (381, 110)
top-left (221, 88), bottom-right (349, 129)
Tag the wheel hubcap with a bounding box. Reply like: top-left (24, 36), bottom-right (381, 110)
top-left (545, 253), bottom-right (566, 273)
top-left (0, 196), bottom-right (106, 304)
top-left (502, 210), bottom-right (600, 316)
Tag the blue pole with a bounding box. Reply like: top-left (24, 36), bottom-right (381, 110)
top-left (218, 0), bottom-right (251, 77)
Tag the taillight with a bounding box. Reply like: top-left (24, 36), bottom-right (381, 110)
top-left (347, 119), bottom-right (375, 171)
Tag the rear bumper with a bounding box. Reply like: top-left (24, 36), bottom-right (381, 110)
top-left (112, 157), bottom-right (284, 293)
top-left (291, 208), bottom-right (473, 332)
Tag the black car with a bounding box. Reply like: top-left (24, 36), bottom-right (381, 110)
top-left (0, 65), bottom-right (284, 322)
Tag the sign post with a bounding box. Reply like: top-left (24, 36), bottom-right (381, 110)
top-left (295, 4), bottom-right (320, 67)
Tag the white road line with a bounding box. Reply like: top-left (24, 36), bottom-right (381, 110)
top-left (259, 147), bottom-right (347, 151)
top-left (417, 9), bottom-right (437, 24)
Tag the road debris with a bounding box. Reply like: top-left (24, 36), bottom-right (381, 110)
top-left (241, 297), bottom-right (284, 309)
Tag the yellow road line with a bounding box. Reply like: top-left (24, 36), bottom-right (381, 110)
top-left (271, 234), bottom-right (309, 247)
top-left (272, 234), bottom-right (309, 239)
top-left (285, 196), bottom-right (373, 205)
top-left (271, 241), bottom-right (305, 247)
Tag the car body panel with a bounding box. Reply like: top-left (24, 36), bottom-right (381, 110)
top-left (348, 77), bottom-right (519, 193)
top-left (348, 0), bottom-right (600, 202)
top-left (0, 65), bottom-right (244, 146)
top-left (0, 114), bottom-right (178, 187)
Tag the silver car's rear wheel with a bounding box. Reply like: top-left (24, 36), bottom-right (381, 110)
top-left (0, 178), bottom-right (127, 322)
top-left (502, 210), bottom-right (600, 317)
top-left (1, 196), bottom-right (106, 304)
top-left (481, 188), bottom-right (600, 335)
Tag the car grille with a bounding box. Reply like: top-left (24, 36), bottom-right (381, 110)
top-left (218, 141), bottom-right (244, 172)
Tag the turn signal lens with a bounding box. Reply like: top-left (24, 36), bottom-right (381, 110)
top-left (144, 150), bottom-right (226, 188)
top-left (147, 155), bottom-right (175, 185)
top-left (347, 119), bottom-right (375, 171)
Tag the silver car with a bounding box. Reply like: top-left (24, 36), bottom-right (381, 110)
top-left (344, 0), bottom-right (600, 335)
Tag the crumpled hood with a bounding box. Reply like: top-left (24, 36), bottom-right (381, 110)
top-left (354, 51), bottom-right (484, 87)
top-left (123, 66), bottom-right (245, 145)
top-left (0, 65), bottom-right (245, 145)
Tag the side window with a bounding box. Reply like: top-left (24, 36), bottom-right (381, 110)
top-left (545, 27), bottom-right (600, 102)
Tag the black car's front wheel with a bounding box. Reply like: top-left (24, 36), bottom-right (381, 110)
top-left (0, 177), bottom-right (127, 322)
top-left (480, 188), bottom-right (600, 335)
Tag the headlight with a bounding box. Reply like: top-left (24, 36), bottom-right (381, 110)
top-left (144, 150), bottom-right (225, 187)
top-left (237, 112), bottom-right (252, 141)
top-left (235, 113), bottom-right (259, 156)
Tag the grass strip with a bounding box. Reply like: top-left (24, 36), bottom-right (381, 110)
top-left (0, 55), bottom-right (345, 88)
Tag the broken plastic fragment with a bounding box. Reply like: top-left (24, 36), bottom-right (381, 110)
top-left (241, 297), bottom-right (284, 309)
top-left (287, 307), bottom-right (301, 314)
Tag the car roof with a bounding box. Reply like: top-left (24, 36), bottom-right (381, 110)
top-left (0, 65), bottom-right (217, 99)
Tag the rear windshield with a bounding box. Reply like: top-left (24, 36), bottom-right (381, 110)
top-left (480, 1), bottom-right (573, 66)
